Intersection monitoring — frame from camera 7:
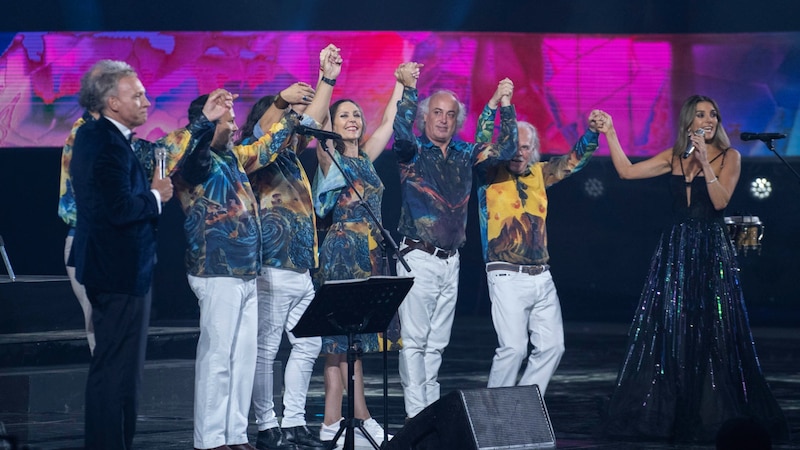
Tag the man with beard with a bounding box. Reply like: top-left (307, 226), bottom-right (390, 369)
top-left (59, 60), bottom-right (229, 357)
top-left (69, 61), bottom-right (231, 450)
top-left (177, 92), bottom-right (306, 450)
top-left (474, 107), bottom-right (609, 395)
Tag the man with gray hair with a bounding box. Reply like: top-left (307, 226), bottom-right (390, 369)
top-left (391, 69), bottom-right (518, 419)
top-left (474, 107), bottom-right (609, 394)
top-left (70, 60), bottom-right (232, 450)
top-left (58, 60), bottom-right (227, 357)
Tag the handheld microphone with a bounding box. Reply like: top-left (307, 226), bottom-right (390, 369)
top-left (295, 125), bottom-right (342, 141)
top-left (682, 129), bottom-right (706, 159)
top-left (155, 147), bottom-right (167, 179)
top-left (740, 132), bottom-right (787, 142)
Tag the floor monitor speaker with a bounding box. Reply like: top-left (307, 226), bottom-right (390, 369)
top-left (386, 384), bottom-right (555, 449)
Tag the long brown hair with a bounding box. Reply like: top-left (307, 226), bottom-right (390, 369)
top-left (672, 94), bottom-right (731, 158)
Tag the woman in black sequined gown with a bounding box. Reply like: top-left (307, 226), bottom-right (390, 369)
top-left (596, 96), bottom-right (788, 443)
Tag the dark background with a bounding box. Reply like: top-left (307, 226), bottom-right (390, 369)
top-left (2, 0), bottom-right (800, 34)
top-left (1, 0), bottom-right (799, 328)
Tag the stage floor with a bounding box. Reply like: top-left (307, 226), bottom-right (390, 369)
top-left (0, 316), bottom-right (797, 449)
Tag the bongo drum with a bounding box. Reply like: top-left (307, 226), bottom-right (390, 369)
top-left (724, 215), bottom-right (764, 256)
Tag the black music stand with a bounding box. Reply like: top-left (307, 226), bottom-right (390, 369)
top-left (292, 275), bottom-right (413, 450)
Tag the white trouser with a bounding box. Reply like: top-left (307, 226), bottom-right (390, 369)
top-left (253, 267), bottom-right (322, 431)
top-left (65, 234), bottom-right (95, 354)
top-left (396, 247), bottom-right (460, 418)
top-left (189, 275), bottom-right (258, 449)
top-left (486, 267), bottom-right (564, 395)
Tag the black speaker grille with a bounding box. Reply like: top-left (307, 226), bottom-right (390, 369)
top-left (459, 385), bottom-right (555, 449)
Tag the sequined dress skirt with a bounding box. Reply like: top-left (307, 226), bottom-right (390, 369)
top-left (603, 218), bottom-right (788, 443)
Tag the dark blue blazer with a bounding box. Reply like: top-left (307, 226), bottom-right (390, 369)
top-left (70, 117), bottom-right (160, 297)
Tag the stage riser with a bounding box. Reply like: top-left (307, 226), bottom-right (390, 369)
top-left (0, 360), bottom-right (284, 441)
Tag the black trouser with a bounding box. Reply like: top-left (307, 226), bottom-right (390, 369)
top-left (84, 288), bottom-right (151, 450)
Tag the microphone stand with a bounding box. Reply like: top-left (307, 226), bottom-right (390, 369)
top-left (321, 140), bottom-right (411, 449)
top-left (0, 235), bottom-right (16, 282)
top-left (761, 138), bottom-right (800, 185)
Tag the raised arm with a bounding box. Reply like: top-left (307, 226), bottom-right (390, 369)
top-left (391, 60), bottom-right (422, 163)
top-left (142, 89), bottom-right (233, 180)
top-left (362, 62), bottom-right (422, 161)
top-left (304, 44), bottom-right (342, 126)
top-left (258, 82), bottom-right (316, 134)
top-left (179, 90), bottom-right (238, 186)
top-left (475, 78), bottom-right (514, 143)
top-left (472, 82), bottom-right (517, 167)
top-left (596, 111), bottom-right (672, 180)
top-left (202, 89), bottom-right (237, 123)
top-left (541, 110), bottom-right (603, 187)
top-left (236, 113), bottom-right (296, 174)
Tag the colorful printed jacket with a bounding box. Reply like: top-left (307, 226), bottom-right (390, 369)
top-left (58, 111), bottom-right (214, 228)
top-left (474, 105), bottom-right (599, 264)
top-left (174, 117), bottom-right (294, 278)
top-left (392, 87), bottom-right (518, 251)
top-left (244, 113), bottom-right (318, 271)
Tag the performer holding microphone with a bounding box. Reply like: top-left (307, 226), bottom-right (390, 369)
top-left (155, 147), bottom-right (167, 178)
top-left (58, 60), bottom-right (227, 356)
top-left (599, 95), bottom-right (789, 444)
top-left (69, 60), bottom-right (234, 450)
top-left (681, 128), bottom-right (705, 159)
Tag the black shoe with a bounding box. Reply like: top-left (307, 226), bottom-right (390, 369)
top-left (282, 425), bottom-right (328, 450)
top-left (229, 444), bottom-right (257, 450)
top-left (256, 427), bottom-right (298, 450)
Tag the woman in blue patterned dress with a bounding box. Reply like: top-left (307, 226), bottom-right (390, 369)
top-left (598, 97), bottom-right (788, 444)
top-left (312, 62), bottom-right (422, 446)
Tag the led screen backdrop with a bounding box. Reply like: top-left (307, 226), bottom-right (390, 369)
top-left (1, 31), bottom-right (798, 155)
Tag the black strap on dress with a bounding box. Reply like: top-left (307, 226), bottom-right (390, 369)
top-left (675, 149), bottom-right (728, 185)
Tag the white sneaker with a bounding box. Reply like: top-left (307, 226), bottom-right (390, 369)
top-left (320, 419), bottom-right (345, 448)
top-left (320, 417), bottom-right (392, 448)
top-left (357, 418), bottom-right (393, 444)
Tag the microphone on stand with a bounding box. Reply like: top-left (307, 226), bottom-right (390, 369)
top-left (742, 130), bottom-right (800, 187)
top-left (295, 125), bottom-right (342, 141)
top-left (0, 235), bottom-right (16, 282)
top-left (682, 129), bottom-right (706, 159)
top-left (155, 147), bottom-right (167, 179)
top-left (740, 132), bottom-right (787, 142)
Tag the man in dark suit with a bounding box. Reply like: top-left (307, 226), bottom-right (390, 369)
top-left (69, 60), bottom-right (232, 450)
top-left (70, 59), bottom-right (170, 450)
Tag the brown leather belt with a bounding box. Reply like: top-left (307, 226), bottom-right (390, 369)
top-left (486, 262), bottom-right (550, 275)
top-left (399, 237), bottom-right (457, 260)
